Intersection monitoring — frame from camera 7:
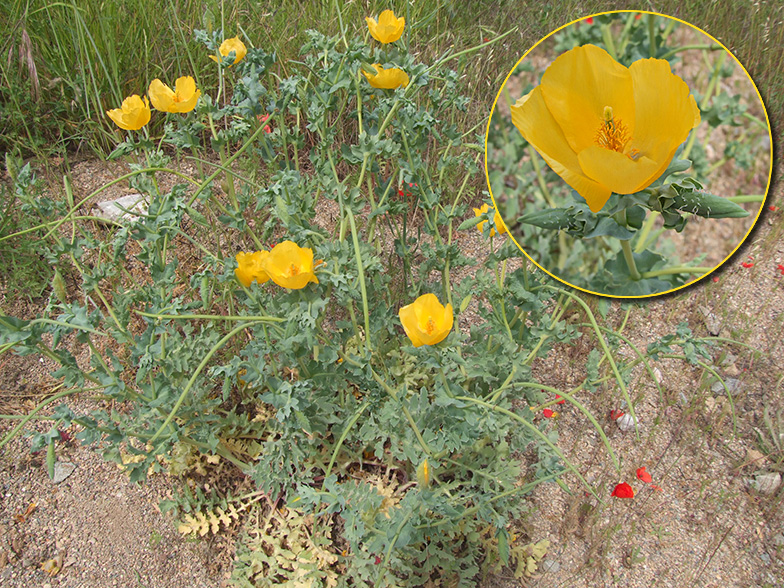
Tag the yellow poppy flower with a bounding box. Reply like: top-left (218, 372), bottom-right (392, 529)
top-left (148, 76), bottom-right (201, 113)
top-left (209, 36), bottom-right (247, 65)
top-left (106, 95), bottom-right (151, 131)
top-left (362, 64), bottom-right (409, 90)
top-left (263, 241), bottom-right (319, 290)
top-left (235, 251), bottom-right (270, 287)
top-left (511, 44), bottom-right (701, 213)
top-left (366, 9), bottom-right (405, 44)
top-left (398, 293), bottom-right (453, 348)
top-left (473, 203), bottom-right (507, 236)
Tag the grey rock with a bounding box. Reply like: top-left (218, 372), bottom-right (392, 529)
top-left (617, 413), bottom-right (638, 432)
top-left (711, 378), bottom-right (741, 395)
top-left (52, 461), bottom-right (76, 484)
top-left (541, 558), bottom-right (560, 573)
top-left (773, 533), bottom-right (784, 547)
top-left (752, 472), bottom-right (781, 495)
top-left (92, 194), bottom-right (148, 223)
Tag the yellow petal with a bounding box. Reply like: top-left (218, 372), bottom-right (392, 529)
top-left (367, 10), bottom-right (405, 43)
top-left (577, 146), bottom-right (662, 194)
top-left (362, 64), bottom-right (409, 90)
top-left (398, 303), bottom-right (425, 347)
top-left (264, 241), bottom-right (319, 290)
top-left (148, 79), bottom-right (175, 112)
top-left (172, 76), bottom-right (200, 113)
top-left (628, 57), bottom-right (701, 169)
top-left (107, 95), bottom-right (150, 131)
top-left (512, 87), bottom-right (612, 212)
top-left (219, 37), bottom-right (247, 64)
top-left (405, 293), bottom-right (453, 347)
top-left (540, 44), bottom-right (635, 154)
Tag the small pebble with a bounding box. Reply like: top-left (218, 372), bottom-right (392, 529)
top-left (752, 472), bottom-right (782, 495)
top-left (710, 378), bottom-right (741, 395)
top-left (617, 413), bottom-right (638, 432)
top-left (772, 533), bottom-right (784, 547)
top-left (52, 462), bottom-right (76, 484)
top-left (541, 558), bottom-right (560, 573)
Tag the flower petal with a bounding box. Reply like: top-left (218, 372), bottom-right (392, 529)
top-left (511, 87), bottom-right (612, 212)
top-left (540, 44), bottom-right (635, 154)
top-left (577, 145), bottom-right (662, 194)
top-left (148, 79), bottom-right (175, 112)
top-left (629, 58), bottom-right (701, 167)
top-left (399, 303), bottom-right (425, 347)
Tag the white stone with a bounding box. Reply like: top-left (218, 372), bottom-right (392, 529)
top-left (752, 472), bottom-right (781, 495)
top-left (616, 413), bottom-right (638, 432)
top-left (92, 194), bottom-right (148, 223)
top-left (52, 462), bottom-right (76, 484)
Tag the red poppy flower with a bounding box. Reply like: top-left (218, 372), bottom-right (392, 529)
top-left (555, 394), bottom-right (565, 404)
top-left (610, 409), bottom-right (625, 420)
top-left (258, 114), bottom-right (272, 133)
top-left (777, 264), bottom-right (784, 275)
top-left (543, 408), bottom-right (556, 418)
top-left (636, 466), bottom-right (653, 484)
top-left (585, 17), bottom-right (594, 24)
top-left (741, 262), bottom-right (754, 268)
top-left (712, 276), bottom-right (719, 282)
top-left (770, 205), bottom-right (779, 211)
top-left (635, 13), bottom-right (642, 20)
top-left (611, 482), bottom-right (635, 498)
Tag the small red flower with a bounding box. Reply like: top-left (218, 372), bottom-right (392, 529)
top-left (610, 409), bottom-right (625, 420)
top-left (651, 484), bottom-right (664, 492)
top-left (777, 264), bottom-right (784, 275)
top-left (543, 408), bottom-right (556, 418)
top-left (770, 205), bottom-right (779, 211)
top-left (555, 394), bottom-right (565, 405)
top-left (483, 37), bottom-right (490, 42)
top-left (611, 482), bottom-right (635, 499)
top-left (741, 262), bottom-right (754, 268)
top-left (374, 555), bottom-right (382, 565)
top-left (712, 276), bottom-right (719, 282)
top-left (636, 466), bottom-right (653, 484)
top-left (585, 17), bottom-right (594, 24)
top-left (259, 114), bottom-right (272, 133)
top-left (635, 13), bottom-right (642, 20)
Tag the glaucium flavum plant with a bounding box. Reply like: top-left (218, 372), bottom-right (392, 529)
top-left (497, 21), bottom-right (758, 297)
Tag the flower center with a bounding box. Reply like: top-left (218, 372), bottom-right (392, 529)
top-left (425, 317), bottom-right (436, 335)
top-left (288, 263), bottom-right (300, 277)
top-left (595, 106), bottom-right (630, 153)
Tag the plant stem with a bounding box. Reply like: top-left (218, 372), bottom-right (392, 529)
top-left (641, 266), bottom-right (712, 279)
top-left (620, 239), bottom-right (641, 280)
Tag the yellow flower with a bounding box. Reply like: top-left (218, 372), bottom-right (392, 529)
top-left (209, 36), bottom-right (247, 65)
top-left (148, 76), bottom-right (201, 113)
top-left (263, 241), bottom-right (319, 290)
top-left (511, 44), bottom-right (701, 213)
top-left (362, 64), bottom-right (409, 90)
top-left (235, 251), bottom-right (270, 287)
top-left (398, 293), bottom-right (453, 347)
top-left (106, 95), bottom-right (151, 131)
top-left (473, 203), bottom-right (507, 236)
top-left (366, 9), bottom-right (405, 44)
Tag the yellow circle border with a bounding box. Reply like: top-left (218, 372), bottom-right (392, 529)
top-left (483, 9), bottom-right (774, 299)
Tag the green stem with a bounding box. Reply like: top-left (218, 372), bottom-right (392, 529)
top-left (641, 266), bottom-right (711, 279)
top-left (620, 240), bottom-right (641, 280)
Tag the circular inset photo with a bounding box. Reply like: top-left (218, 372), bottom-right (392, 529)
top-left (485, 11), bottom-right (772, 297)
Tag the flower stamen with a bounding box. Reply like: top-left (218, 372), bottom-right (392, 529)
top-left (426, 318), bottom-right (436, 335)
top-left (595, 105), bottom-right (630, 153)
